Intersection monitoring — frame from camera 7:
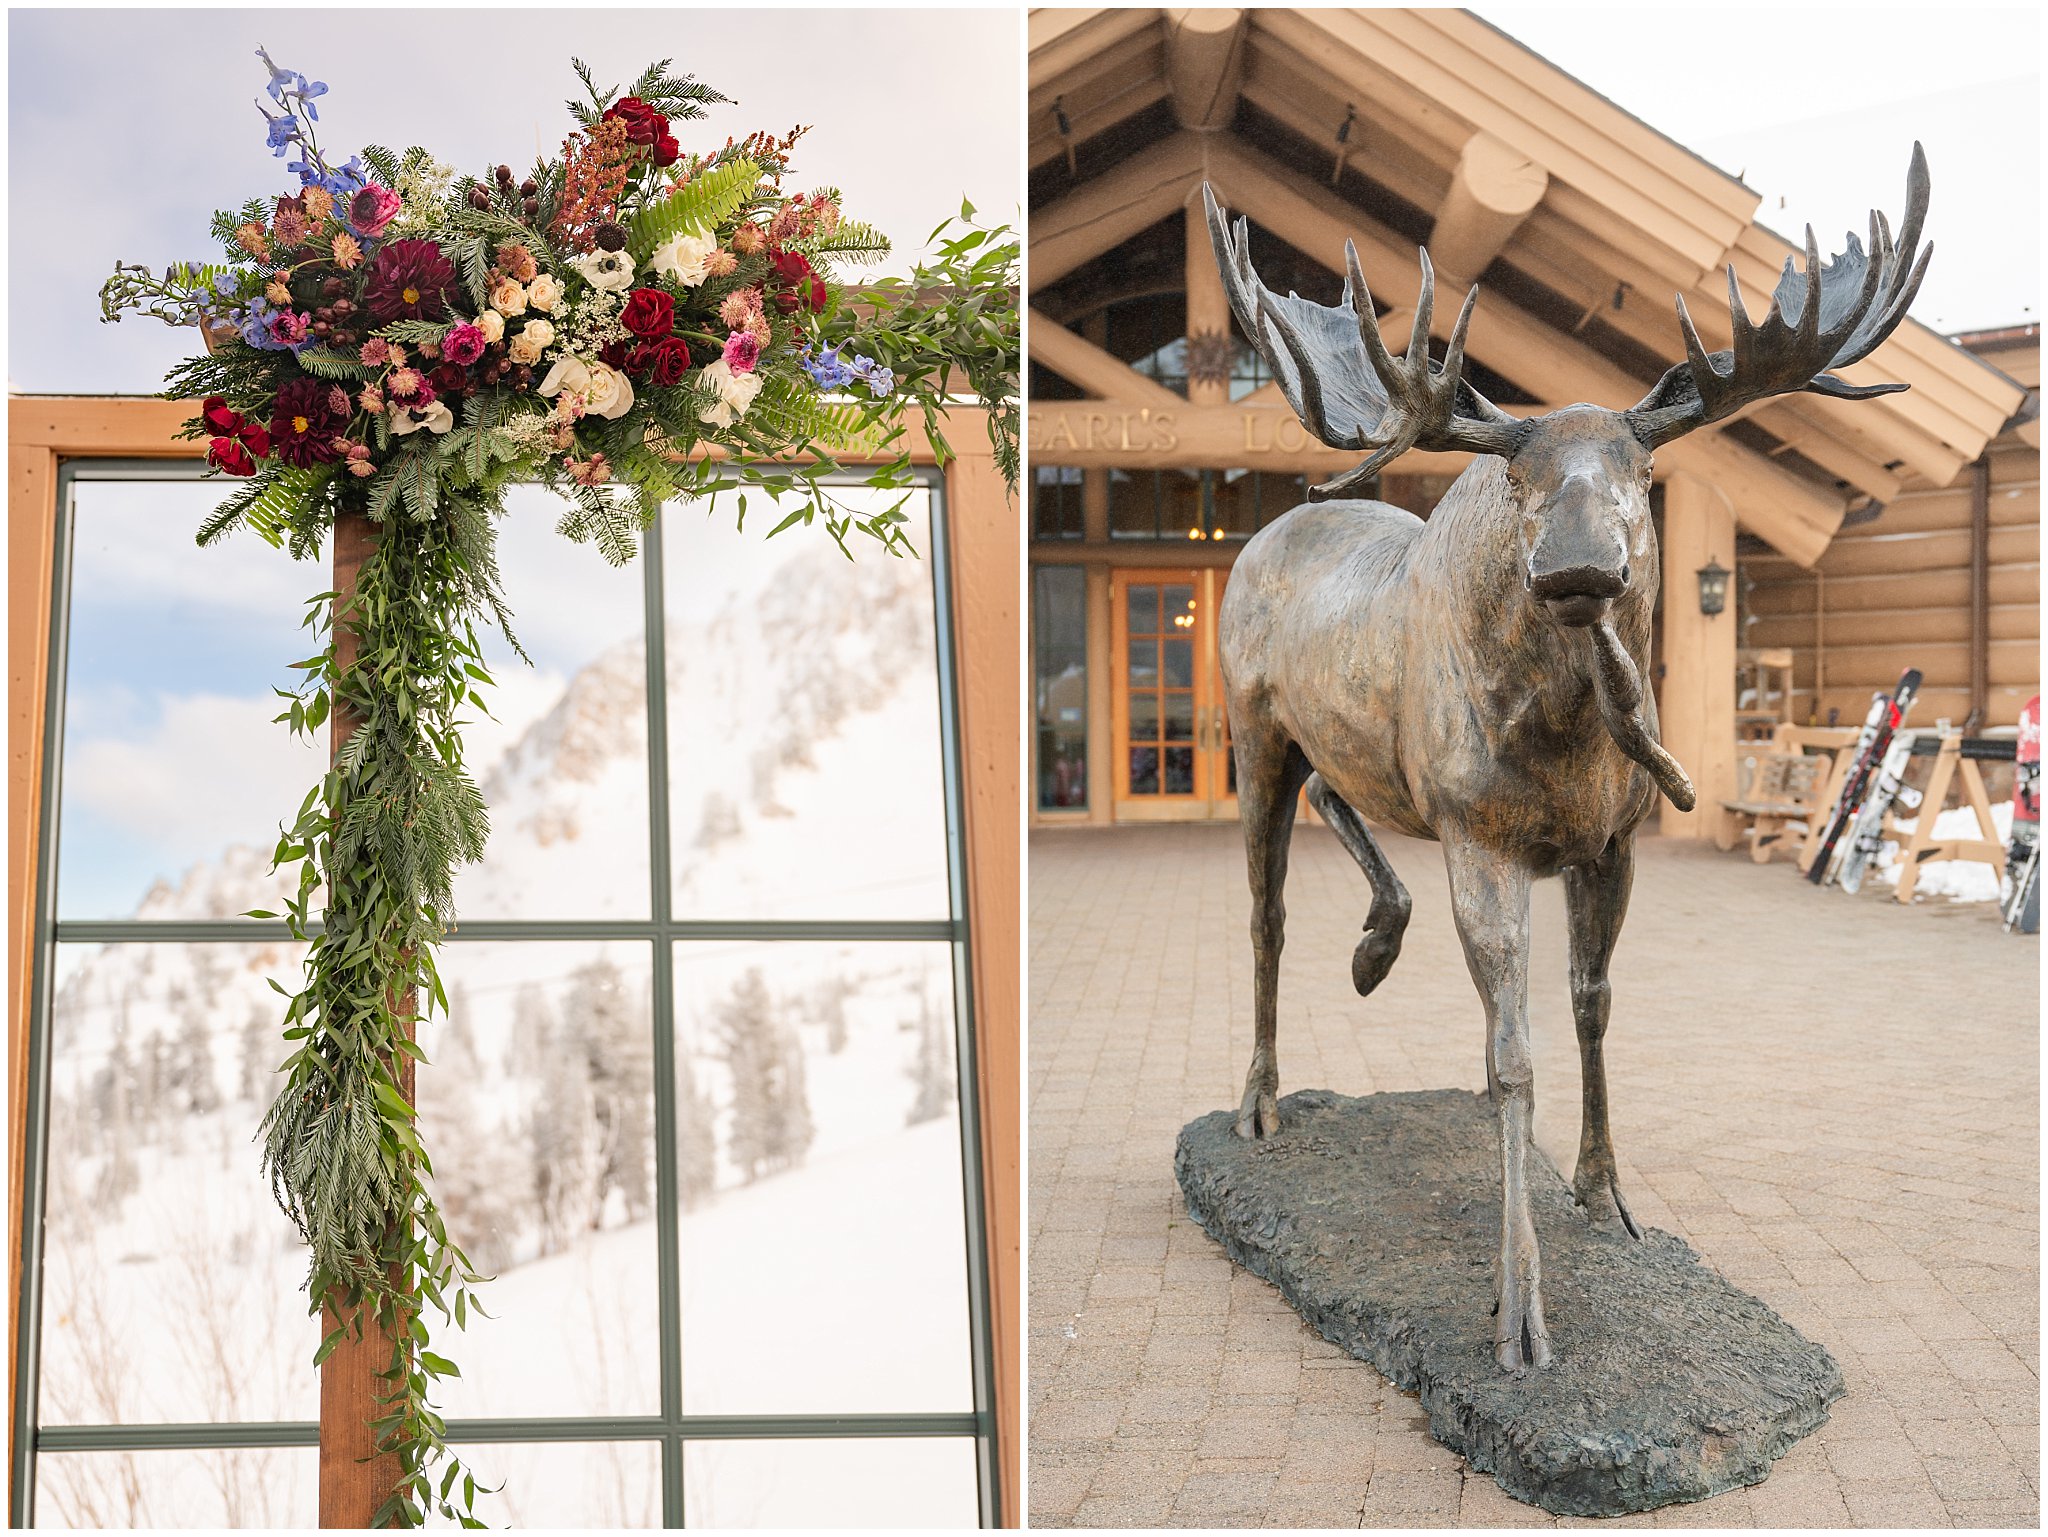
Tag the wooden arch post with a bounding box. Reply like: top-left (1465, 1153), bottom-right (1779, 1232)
top-left (320, 503), bottom-right (412, 1528)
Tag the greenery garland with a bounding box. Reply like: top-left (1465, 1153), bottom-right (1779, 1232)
top-left (101, 53), bottom-right (1017, 1526)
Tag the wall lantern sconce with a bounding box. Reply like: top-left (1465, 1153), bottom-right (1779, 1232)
top-left (1696, 558), bottom-right (1731, 617)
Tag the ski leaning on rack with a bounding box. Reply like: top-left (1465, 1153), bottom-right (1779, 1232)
top-left (1807, 668), bottom-right (1921, 887)
top-left (2003, 694), bottom-right (2039, 933)
top-left (1836, 732), bottom-right (1926, 895)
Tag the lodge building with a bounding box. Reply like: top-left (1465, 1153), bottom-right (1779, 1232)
top-left (1027, 8), bottom-right (2037, 834)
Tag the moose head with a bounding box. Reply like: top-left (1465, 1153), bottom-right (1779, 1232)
top-left (1203, 147), bottom-right (1931, 809)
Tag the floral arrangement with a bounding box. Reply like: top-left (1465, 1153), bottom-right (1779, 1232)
top-left (100, 51), bottom-right (1017, 1527)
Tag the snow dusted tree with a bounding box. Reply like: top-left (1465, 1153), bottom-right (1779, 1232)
top-left (509, 981), bottom-right (556, 1081)
top-left (174, 1004), bottom-right (221, 1115)
top-left (528, 997), bottom-right (599, 1255)
top-left (237, 1005), bottom-right (273, 1104)
top-left (92, 1032), bottom-right (140, 1206)
top-left (812, 973), bottom-right (853, 1055)
top-left (905, 986), bottom-right (955, 1127)
top-left (572, 957), bottom-right (654, 1226)
top-left (675, 1047), bottom-right (719, 1212)
top-left (716, 968), bottom-right (814, 1183)
top-left (422, 985), bottom-right (522, 1275)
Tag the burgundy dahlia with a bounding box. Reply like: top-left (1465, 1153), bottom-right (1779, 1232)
top-left (269, 377), bottom-right (348, 468)
top-left (363, 238), bottom-right (457, 324)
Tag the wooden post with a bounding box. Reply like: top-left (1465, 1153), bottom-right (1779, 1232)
top-left (1659, 472), bottom-right (1737, 838)
top-left (319, 505), bottom-right (411, 1528)
top-left (1084, 563), bottom-right (1115, 824)
top-left (1968, 452), bottom-right (1991, 730)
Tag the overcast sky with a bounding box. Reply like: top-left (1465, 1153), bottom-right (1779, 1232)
top-left (1472, 5), bottom-right (2040, 334)
top-left (8, 7), bottom-right (1021, 394)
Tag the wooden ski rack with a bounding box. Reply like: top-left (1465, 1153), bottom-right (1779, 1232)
top-left (1886, 732), bottom-right (2015, 904)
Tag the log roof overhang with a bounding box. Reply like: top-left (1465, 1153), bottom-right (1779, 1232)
top-left (1027, 7), bottom-right (2028, 567)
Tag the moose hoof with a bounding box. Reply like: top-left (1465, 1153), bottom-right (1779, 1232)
top-left (1235, 1071), bottom-right (1280, 1140)
top-left (1574, 1172), bottom-right (1645, 1240)
top-left (1350, 925), bottom-right (1402, 998)
top-left (1494, 1291), bottom-right (1554, 1374)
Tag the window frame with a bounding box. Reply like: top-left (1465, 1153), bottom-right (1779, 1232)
top-left (12, 456), bottom-right (1000, 1528)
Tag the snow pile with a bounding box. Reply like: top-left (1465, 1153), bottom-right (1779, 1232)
top-left (1875, 800), bottom-right (2014, 902)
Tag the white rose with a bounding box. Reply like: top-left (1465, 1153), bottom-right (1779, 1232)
top-left (696, 358), bottom-right (763, 427)
top-left (490, 279), bottom-right (528, 317)
top-left (584, 362), bottom-right (635, 420)
top-left (538, 356), bottom-right (592, 399)
top-left (520, 317), bottom-right (556, 351)
top-left (649, 230), bottom-right (717, 288)
top-left (508, 330), bottom-right (546, 365)
top-left (474, 310), bottom-right (505, 344)
top-left (389, 399), bottom-right (455, 436)
top-left (570, 247), bottom-right (636, 292)
top-left (525, 273), bottom-right (565, 312)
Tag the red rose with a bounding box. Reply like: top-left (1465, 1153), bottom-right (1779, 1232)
top-left (620, 287), bottom-right (676, 340)
top-left (430, 362), bottom-right (471, 401)
top-left (237, 423), bottom-right (272, 458)
top-left (768, 249), bottom-right (813, 289)
top-left (773, 274), bottom-right (828, 315)
top-left (207, 436), bottom-right (257, 476)
top-left (201, 395), bottom-right (243, 436)
top-left (652, 132), bottom-right (679, 168)
top-left (604, 96), bottom-right (670, 149)
top-left (598, 339), bottom-right (635, 370)
top-left (626, 337), bottom-right (693, 385)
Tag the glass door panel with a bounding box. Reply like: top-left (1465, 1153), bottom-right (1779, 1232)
top-left (1111, 569), bottom-right (1235, 821)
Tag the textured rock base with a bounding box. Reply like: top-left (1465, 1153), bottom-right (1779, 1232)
top-left (1175, 1088), bottom-right (1845, 1517)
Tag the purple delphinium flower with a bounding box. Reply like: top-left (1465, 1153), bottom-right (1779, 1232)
top-left (849, 354), bottom-right (895, 396)
top-left (801, 342), bottom-right (855, 391)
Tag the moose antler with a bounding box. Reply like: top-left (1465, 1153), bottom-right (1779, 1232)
top-left (1628, 144), bottom-right (1932, 448)
top-left (1204, 184), bottom-right (1523, 499)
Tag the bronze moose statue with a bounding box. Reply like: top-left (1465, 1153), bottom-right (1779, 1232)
top-left (1204, 148), bottom-right (1930, 1372)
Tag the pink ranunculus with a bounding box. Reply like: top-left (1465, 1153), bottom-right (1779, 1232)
top-left (722, 329), bottom-right (762, 375)
top-left (348, 185), bottom-right (404, 239)
top-left (270, 310), bottom-right (312, 346)
top-left (442, 323), bottom-right (487, 367)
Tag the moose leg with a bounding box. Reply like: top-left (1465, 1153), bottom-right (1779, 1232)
top-left (1303, 773), bottom-right (1411, 997)
top-left (1236, 732), bottom-right (1312, 1140)
top-left (1442, 837), bottom-right (1549, 1372)
top-left (1563, 836), bottom-right (1643, 1239)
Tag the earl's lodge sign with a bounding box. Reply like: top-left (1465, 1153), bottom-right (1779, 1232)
top-left (1027, 400), bottom-right (1470, 475)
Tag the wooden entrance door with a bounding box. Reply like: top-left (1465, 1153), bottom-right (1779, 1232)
top-left (1111, 568), bottom-right (1237, 821)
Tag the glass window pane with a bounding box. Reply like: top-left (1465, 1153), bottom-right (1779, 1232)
top-left (1162, 637), bottom-right (1194, 688)
top-left (1129, 746), bottom-right (1160, 795)
top-left (422, 942), bottom-right (660, 1418)
top-left (428, 1442), bottom-right (661, 1528)
top-left (1125, 583), bottom-right (1158, 636)
top-left (1163, 692), bottom-right (1196, 742)
top-left (39, 942), bottom-right (317, 1426)
top-left (1033, 567), bottom-right (1088, 812)
top-left (56, 479), bottom-right (322, 921)
top-left (672, 942), bottom-right (973, 1415)
top-left (683, 1437), bottom-right (980, 1528)
top-left (1108, 468), bottom-right (1156, 539)
top-left (453, 486), bottom-right (651, 921)
top-left (1129, 692), bottom-right (1160, 742)
top-left (1164, 746), bottom-right (1195, 794)
top-left (1127, 638), bottom-right (1158, 688)
top-left (33, 1447), bottom-right (315, 1527)
top-left (665, 487), bottom-right (950, 921)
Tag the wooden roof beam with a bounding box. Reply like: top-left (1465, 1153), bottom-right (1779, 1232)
top-left (1428, 132), bottom-right (1547, 286)
top-left (1163, 9), bottom-right (1247, 131)
top-left (1031, 131), bottom-right (1208, 290)
top-left (1028, 8), bottom-right (1160, 94)
top-left (1028, 310), bottom-right (1184, 408)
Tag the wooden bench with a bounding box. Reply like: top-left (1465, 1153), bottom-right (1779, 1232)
top-left (1719, 750), bottom-right (1830, 863)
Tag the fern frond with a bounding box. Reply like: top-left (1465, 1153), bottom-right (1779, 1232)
top-left (198, 465), bottom-right (335, 549)
top-left (626, 159), bottom-right (761, 261)
top-left (294, 347), bottom-right (374, 381)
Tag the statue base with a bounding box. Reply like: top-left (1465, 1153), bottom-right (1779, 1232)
top-left (1174, 1088), bottom-right (1843, 1518)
